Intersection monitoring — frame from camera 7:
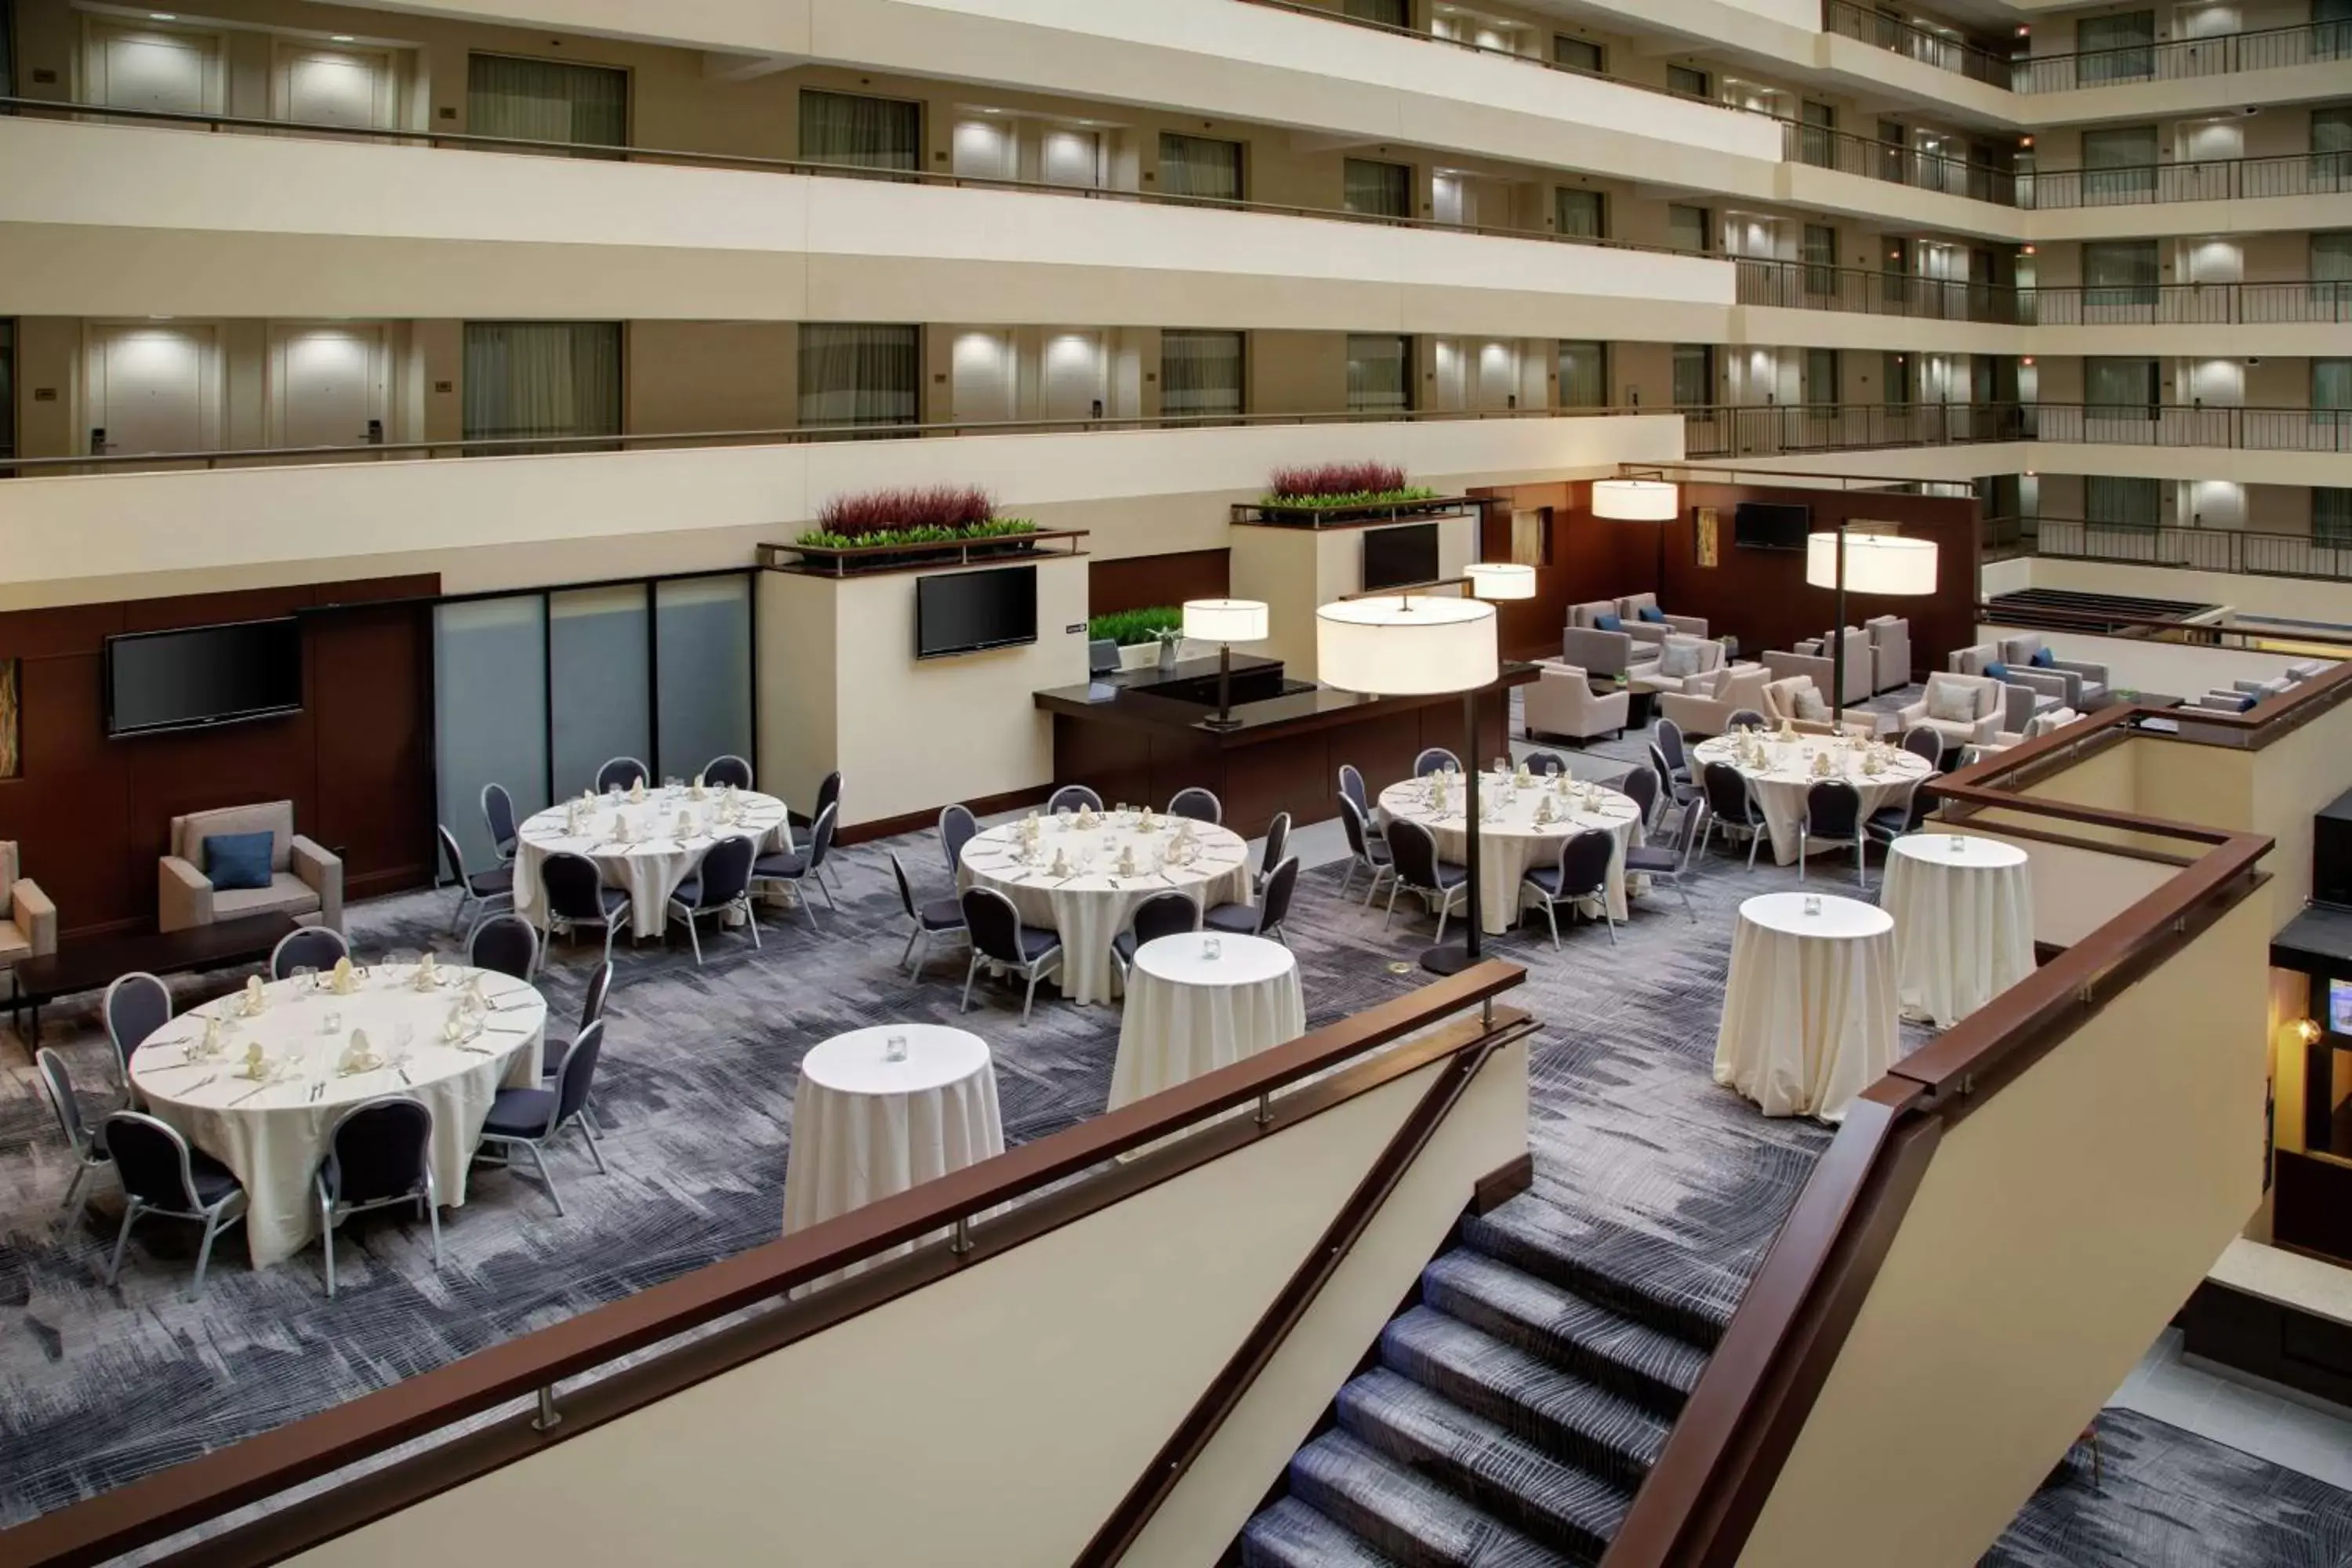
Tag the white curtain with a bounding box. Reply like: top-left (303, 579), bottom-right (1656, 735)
top-left (466, 54), bottom-right (626, 147)
top-left (1345, 335), bottom-right (1410, 412)
top-left (800, 89), bottom-right (919, 170)
top-left (2086, 476), bottom-right (2161, 528)
top-left (1556, 341), bottom-right (1606, 408)
top-left (1555, 188), bottom-right (1604, 238)
top-left (1344, 158), bottom-right (1410, 218)
top-left (2075, 11), bottom-right (2154, 83)
top-left (1160, 133), bottom-right (1242, 201)
top-left (462, 322), bottom-right (622, 444)
top-left (1671, 343), bottom-right (1713, 408)
top-left (1667, 204), bottom-right (1711, 253)
top-left (799, 325), bottom-right (919, 428)
top-left (1342, 0), bottom-right (1408, 25)
top-left (1161, 330), bottom-right (1243, 419)
top-left (2085, 356), bottom-right (2158, 416)
top-left (2084, 240), bottom-right (2158, 307)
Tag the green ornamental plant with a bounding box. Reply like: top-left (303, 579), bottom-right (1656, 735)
top-left (1261, 460), bottom-right (1437, 510)
top-left (795, 485), bottom-right (1041, 550)
top-left (1087, 605), bottom-right (1185, 646)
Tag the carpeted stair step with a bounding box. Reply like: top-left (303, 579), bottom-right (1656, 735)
top-left (1420, 1250), bottom-right (1706, 1419)
top-left (1239, 1496), bottom-right (1403, 1568)
top-left (1378, 1307), bottom-right (1670, 1494)
top-left (1286, 1428), bottom-right (1581, 1568)
top-left (1333, 1367), bottom-right (1627, 1564)
top-left (1461, 1198), bottom-right (1726, 1351)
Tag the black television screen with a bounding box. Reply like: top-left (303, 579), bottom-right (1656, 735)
top-left (916, 565), bottom-right (1039, 659)
top-left (105, 619), bottom-right (304, 738)
top-left (1362, 522), bottom-right (1440, 591)
top-left (1733, 501), bottom-right (1812, 551)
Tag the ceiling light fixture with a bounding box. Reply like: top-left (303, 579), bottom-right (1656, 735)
top-left (331, 33), bottom-right (355, 41)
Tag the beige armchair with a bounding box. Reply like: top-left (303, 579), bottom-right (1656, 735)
top-left (1657, 662), bottom-right (1770, 739)
top-left (1613, 593), bottom-right (1709, 648)
top-left (0, 841), bottom-right (58, 970)
top-left (1898, 673), bottom-right (2002, 748)
top-left (1864, 615), bottom-right (1912, 692)
top-left (1788, 627), bottom-right (1875, 706)
top-left (1561, 624), bottom-right (1632, 680)
top-left (160, 800), bottom-right (343, 934)
top-left (1523, 662), bottom-right (1632, 742)
top-left (1629, 633), bottom-right (1725, 695)
top-left (1762, 676), bottom-right (1876, 738)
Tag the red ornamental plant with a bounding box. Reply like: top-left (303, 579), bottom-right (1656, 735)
top-left (1267, 461), bottom-right (1412, 499)
top-left (815, 485), bottom-right (998, 537)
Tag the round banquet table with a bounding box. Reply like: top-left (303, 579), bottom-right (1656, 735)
top-left (1880, 833), bottom-right (2034, 1028)
top-left (1109, 933), bottom-right (1306, 1112)
top-left (1713, 892), bottom-right (1899, 1124)
top-left (1690, 734), bottom-right (1933, 867)
top-left (129, 965), bottom-right (546, 1269)
top-left (957, 815), bottom-right (1252, 1005)
top-left (1377, 771), bottom-right (1646, 935)
top-left (512, 787), bottom-right (791, 940)
top-left (782, 1024), bottom-right (1004, 1283)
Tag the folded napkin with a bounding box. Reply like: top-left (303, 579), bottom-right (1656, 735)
top-left (331, 956), bottom-right (358, 995)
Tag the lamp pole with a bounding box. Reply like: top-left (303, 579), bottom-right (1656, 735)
top-left (1830, 517), bottom-right (1848, 728)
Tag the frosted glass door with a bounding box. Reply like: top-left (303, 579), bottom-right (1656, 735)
top-left (550, 585), bottom-right (652, 796)
top-left (655, 577), bottom-right (754, 784)
top-left (435, 597), bottom-right (549, 872)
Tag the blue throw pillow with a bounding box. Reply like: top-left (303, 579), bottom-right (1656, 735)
top-left (2030, 646), bottom-right (2056, 668)
top-left (2238, 693), bottom-right (2259, 712)
top-left (1636, 605), bottom-right (1666, 623)
top-left (1983, 660), bottom-right (2010, 681)
top-left (1593, 612), bottom-right (1623, 632)
top-left (202, 831), bottom-right (274, 891)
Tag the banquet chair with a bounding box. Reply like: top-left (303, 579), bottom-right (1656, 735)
top-left (1618, 764), bottom-right (1661, 832)
top-left (1519, 750), bottom-right (1568, 779)
top-left (1654, 717), bottom-right (1693, 786)
top-left (891, 851), bottom-right (970, 979)
top-left (593, 757), bottom-right (650, 796)
top-left (1167, 786), bottom-right (1222, 825)
top-left (314, 1097), bottom-right (440, 1299)
top-left (938, 804), bottom-right (981, 881)
top-left (469, 913), bottom-right (543, 981)
top-left (1800, 780), bottom-right (1868, 887)
top-left (481, 782), bottom-right (521, 866)
top-left (36, 1047), bottom-right (113, 1234)
top-left (1700, 762), bottom-right (1767, 868)
top-left (1047, 784), bottom-right (1104, 815)
top-left (702, 754), bottom-right (754, 790)
top-left (1338, 764), bottom-right (1385, 849)
top-left (1336, 795), bottom-right (1395, 906)
top-left (435, 825), bottom-right (515, 940)
top-left (1207, 856), bottom-right (1298, 944)
top-left (1725, 708), bottom-right (1767, 733)
top-left (1523, 828), bottom-right (1617, 950)
top-left (1112, 890), bottom-right (1203, 980)
top-left (1900, 726), bottom-right (1946, 770)
top-left (102, 1111), bottom-right (247, 1298)
top-left (270, 925), bottom-right (350, 982)
top-left (1257, 811), bottom-right (1291, 892)
top-left (668, 835), bottom-right (760, 966)
top-left (1623, 800), bottom-right (1709, 922)
top-left (1382, 819), bottom-right (1469, 943)
top-left (1413, 748), bottom-right (1460, 779)
top-left (1650, 742), bottom-right (1699, 811)
top-left (540, 853), bottom-right (633, 965)
top-left (543, 960), bottom-right (614, 1083)
top-left (786, 772), bottom-right (846, 895)
top-left (959, 886), bottom-right (1064, 1025)
top-left (104, 971), bottom-right (173, 1099)
top-left (753, 802), bottom-right (837, 929)
top-left (477, 1020), bottom-right (607, 1216)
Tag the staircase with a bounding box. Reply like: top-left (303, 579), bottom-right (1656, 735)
top-left (1237, 1197), bottom-right (1718, 1567)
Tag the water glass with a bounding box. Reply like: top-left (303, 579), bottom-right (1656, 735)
top-left (1202, 936), bottom-right (1222, 960)
top-left (292, 964), bottom-right (317, 993)
top-left (884, 1033), bottom-right (909, 1063)
top-left (1802, 895), bottom-right (1822, 917)
top-left (322, 1010), bottom-right (343, 1035)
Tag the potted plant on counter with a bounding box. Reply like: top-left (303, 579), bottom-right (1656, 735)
top-left (780, 485), bottom-right (1045, 575)
top-left (1089, 605), bottom-right (1185, 672)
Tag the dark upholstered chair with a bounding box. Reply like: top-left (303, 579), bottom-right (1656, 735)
top-left (593, 757), bottom-right (649, 796)
top-left (959, 886), bottom-right (1063, 1025)
top-left (104, 971), bottom-right (172, 1098)
top-left (1801, 779), bottom-right (1867, 885)
top-left (1167, 786), bottom-right (1222, 825)
top-left (1382, 818), bottom-right (1469, 942)
top-left (1257, 811), bottom-right (1291, 892)
top-left (752, 802), bottom-right (837, 929)
top-left (1624, 800), bottom-right (1709, 921)
top-left (36, 1047), bottom-right (112, 1232)
top-left (1206, 856), bottom-right (1296, 944)
top-left (1337, 795), bottom-right (1394, 906)
top-left (481, 782), bottom-right (521, 865)
top-left (1047, 783), bottom-right (1104, 815)
top-left (1725, 708), bottom-right (1767, 733)
top-left (1338, 764), bottom-right (1380, 837)
top-left (314, 1096), bottom-right (439, 1298)
top-left (541, 852), bottom-right (631, 963)
top-left (938, 804), bottom-right (980, 881)
top-left (269, 925), bottom-right (350, 982)
top-left (1901, 725), bottom-right (1946, 769)
top-left (1413, 748), bottom-right (1460, 779)
top-left (437, 823), bottom-right (514, 938)
top-left (1112, 890), bottom-right (1203, 978)
top-left (702, 754), bottom-right (753, 790)
top-left (479, 1020), bottom-right (607, 1216)
top-left (543, 960), bottom-right (614, 1083)
top-left (1650, 742), bottom-right (1698, 810)
top-left (1654, 717), bottom-right (1692, 784)
top-left (103, 1111), bottom-right (246, 1297)
top-left (1700, 761), bottom-right (1766, 867)
top-left (1523, 828), bottom-right (1617, 949)
top-left (668, 834), bottom-right (760, 965)
top-left (1618, 764), bottom-right (1660, 831)
top-left (469, 913), bottom-right (542, 982)
top-left (891, 851), bottom-right (969, 978)
top-left (786, 772), bottom-right (845, 895)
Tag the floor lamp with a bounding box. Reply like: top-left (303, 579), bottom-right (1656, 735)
top-left (1317, 583), bottom-right (1507, 979)
top-left (1182, 598), bottom-right (1269, 731)
top-left (1592, 477), bottom-right (1681, 588)
top-left (1804, 528), bottom-right (1940, 728)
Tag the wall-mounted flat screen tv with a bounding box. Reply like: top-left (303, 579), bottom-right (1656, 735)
top-left (105, 618), bottom-right (305, 738)
top-left (1733, 501), bottom-right (1812, 551)
top-left (916, 564), bottom-right (1039, 659)
top-left (1362, 522), bottom-right (1441, 591)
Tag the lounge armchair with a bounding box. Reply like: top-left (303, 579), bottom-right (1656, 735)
top-left (1613, 593), bottom-right (1708, 648)
top-left (1951, 642), bottom-right (2072, 729)
top-left (1523, 662), bottom-right (1631, 742)
top-left (1760, 645), bottom-right (1876, 722)
top-left (0, 841), bottom-right (57, 975)
top-left (1629, 633), bottom-right (1725, 695)
top-left (1563, 613), bottom-right (1632, 680)
top-left (1897, 672), bottom-right (2002, 748)
top-left (1762, 675), bottom-right (1874, 738)
top-left (1788, 627), bottom-right (1875, 706)
top-left (1656, 662), bottom-right (1770, 739)
top-left (1864, 615), bottom-right (1911, 692)
top-left (1995, 633), bottom-right (2111, 710)
top-left (158, 800), bottom-right (343, 935)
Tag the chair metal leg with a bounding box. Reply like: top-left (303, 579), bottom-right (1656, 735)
top-left (742, 900), bottom-right (761, 949)
top-left (529, 1142), bottom-right (564, 1216)
top-left (426, 1185), bottom-right (445, 1270)
top-left (58, 1164), bottom-right (89, 1225)
top-left (960, 953), bottom-right (982, 1013)
top-left (575, 1115), bottom-right (608, 1174)
top-left (797, 880), bottom-right (822, 930)
top-left (1798, 833), bottom-right (1809, 880)
top-left (1433, 896), bottom-right (1450, 947)
top-left (1543, 898), bottom-right (1560, 952)
top-left (684, 912), bottom-right (704, 966)
top-left (1337, 859), bottom-right (1359, 902)
top-left (1020, 970), bottom-right (1040, 1025)
top-left (321, 1192), bottom-right (339, 1300)
top-left (448, 888), bottom-right (470, 935)
top-left (1747, 825), bottom-right (1765, 869)
top-left (901, 924), bottom-right (921, 971)
top-left (1602, 900), bottom-right (1618, 946)
top-left (1383, 879), bottom-right (1403, 928)
top-left (191, 1210), bottom-right (225, 1298)
top-left (816, 877), bottom-right (837, 913)
top-left (106, 1201), bottom-right (142, 1286)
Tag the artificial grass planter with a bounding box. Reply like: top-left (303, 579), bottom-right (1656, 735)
top-left (1088, 605), bottom-right (1184, 646)
top-left (786, 485), bottom-right (1044, 572)
top-left (1242, 461), bottom-right (1465, 527)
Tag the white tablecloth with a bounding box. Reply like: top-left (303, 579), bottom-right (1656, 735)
top-left (130, 966), bottom-right (546, 1267)
top-left (1377, 772), bottom-right (1645, 933)
top-left (1109, 934), bottom-right (1306, 1112)
top-left (513, 788), bottom-right (790, 938)
top-left (1714, 892), bottom-right (1899, 1123)
top-left (782, 1025), bottom-right (1004, 1283)
top-left (1882, 833), bottom-right (2034, 1028)
top-left (1690, 735), bottom-right (1932, 866)
top-left (958, 815), bottom-right (1252, 1005)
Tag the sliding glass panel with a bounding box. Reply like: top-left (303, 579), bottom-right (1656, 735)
top-left (1667, 64), bottom-right (1710, 97)
top-left (462, 321), bottom-right (622, 445)
top-left (1667, 204), bottom-right (1711, 253)
top-left (798, 324), bottom-right (920, 429)
top-left (1671, 343), bottom-right (1715, 407)
top-left (2082, 125), bottom-right (2158, 201)
top-left (1345, 334), bottom-right (1410, 412)
top-left (1552, 35), bottom-right (1602, 71)
top-left (466, 53), bottom-right (626, 147)
top-left (2085, 475), bottom-right (2161, 528)
top-left (2083, 240), bottom-right (2158, 314)
top-left (1159, 132), bottom-right (1243, 201)
top-left (1556, 340), bottom-right (1606, 408)
top-left (435, 595), bottom-right (549, 872)
top-left (1342, 0), bottom-right (1409, 26)
top-left (799, 89), bottom-right (920, 171)
top-left (2085, 356), bottom-right (2158, 417)
top-left (2315, 488), bottom-right (2352, 547)
top-left (2075, 11), bottom-right (2154, 83)
top-left (550, 584), bottom-right (652, 797)
top-left (654, 575), bottom-right (754, 784)
top-left (1554, 187), bottom-right (1605, 238)
top-left (1160, 329), bottom-right (1244, 419)
top-left (1342, 158), bottom-right (1412, 218)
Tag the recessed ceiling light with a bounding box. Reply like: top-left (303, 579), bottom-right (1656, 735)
top-left (330, 33), bottom-right (354, 41)
top-left (149, 12), bottom-right (176, 19)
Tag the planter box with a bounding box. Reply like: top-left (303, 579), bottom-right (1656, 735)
top-left (1230, 496), bottom-right (1475, 528)
top-left (757, 528), bottom-right (1087, 577)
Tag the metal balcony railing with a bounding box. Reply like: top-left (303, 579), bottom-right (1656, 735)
top-left (1781, 119), bottom-right (2019, 205)
top-left (1734, 259), bottom-right (2022, 321)
top-left (1677, 402), bottom-right (2352, 458)
top-left (2024, 151), bottom-right (2352, 209)
top-left (1734, 262), bottom-right (2352, 326)
top-left (2020, 516), bottom-right (2352, 579)
top-left (1818, 0), bottom-right (2010, 84)
top-left (1824, 0), bottom-right (2352, 92)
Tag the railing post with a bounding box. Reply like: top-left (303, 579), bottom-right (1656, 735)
top-left (533, 1385), bottom-right (560, 1432)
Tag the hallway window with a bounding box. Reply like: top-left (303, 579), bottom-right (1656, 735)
top-left (799, 325), bottom-right (919, 429)
top-left (2317, 488), bottom-right (2352, 547)
top-left (1671, 343), bottom-right (1715, 407)
top-left (466, 54), bottom-right (625, 148)
top-left (1160, 330), bottom-right (1244, 420)
top-left (2316, 231), bottom-right (2352, 314)
top-left (1160, 132), bottom-right (1243, 202)
top-left (461, 321), bottom-right (622, 445)
top-left (1342, 0), bottom-right (1409, 25)
top-left (1802, 223), bottom-right (1837, 295)
top-left (1346, 334), bottom-right (1411, 412)
top-left (2085, 356), bottom-right (2160, 419)
top-left (1804, 348), bottom-right (1839, 408)
top-left (1344, 158), bottom-right (1413, 218)
top-left (1667, 204), bottom-right (1712, 254)
top-left (1667, 64), bottom-right (1711, 98)
top-left (799, 89), bottom-right (920, 172)
top-left (2083, 240), bottom-right (2159, 311)
top-left (1556, 340), bottom-right (1607, 408)
top-left (1552, 36), bottom-right (1603, 72)
top-left (1555, 187), bottom-right (1606, 238)
top-left (2318, 107), bottom-right (2352, 183)
top-left (2086, 475), bottom-right (2161, 528)
top-left (2074, 10), bottom-right (2154, 83)
top-left (2082, 124), bottom-right (2158, 202)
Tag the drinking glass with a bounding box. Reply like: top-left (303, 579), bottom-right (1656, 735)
top-left (1802, 895), bottom-right (1822, 916)
top-left (392, 1023), bottom-right (416, 1064)
top-left (292, 964), bottom-right (317, 993)
top-left (1202, 936), bottom-right (1221, 960)
top-left (322, 1010), bottom-right (343, 1035)
top-left (884, 1033), bottom-right (909, 1063)
top-left (386, 948), bottom-right (418, 978)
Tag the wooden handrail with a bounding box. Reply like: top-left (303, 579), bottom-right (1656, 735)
top-left (0, 963), bottom-right (1524, 1568)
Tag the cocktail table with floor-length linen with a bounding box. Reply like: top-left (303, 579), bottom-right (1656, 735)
top-left (1714, 892), bottom-right (1900, 1123)
top-left (1376, 771), bottom-right (1646, 934)
top-left (1690, 733), bottom-right (1932, 866)
top-left (957, 815), bottom-right (1251, 1005)
top-left (781, 1025), bottom-right (1004, 1283)
top-left (128, 965), bottom-right (546, 1268)
top-left (1109, 933), bottom-right (1306, 1112)
top-left (512, 788), bottom-right (790, 940)
top-left (1881, 833), bottom-right (2034, 1028)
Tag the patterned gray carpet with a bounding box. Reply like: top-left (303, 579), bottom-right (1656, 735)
top-left (2, 740), bottom-right (2345, 1562)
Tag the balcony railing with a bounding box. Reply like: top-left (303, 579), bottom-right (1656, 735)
top-left (1734, 258), bottom-right (2021, 321)
top-left (1678, 401), bottom-right (2352, 457)
top-left (1783, 119), bottom-right (2019, 205)
top-left (2028, 403), bottom-right (2352, 449)
top-left (2015, 20), bottom-right (2352, 92)
top-left (1735, 261), bottom-right (2352, 326)
top-left (1819, 0), bottom-right (2009, 85)
top-left (2020, 515), bottom-right (2352, 580)
top-left (2025, 151), bottom-right (2352, 209)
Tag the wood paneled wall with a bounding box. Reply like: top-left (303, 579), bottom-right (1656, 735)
top-left (1087, 550), bottom-right (1231, 618)
top-left (0, 577), bottom-right (438, 939)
